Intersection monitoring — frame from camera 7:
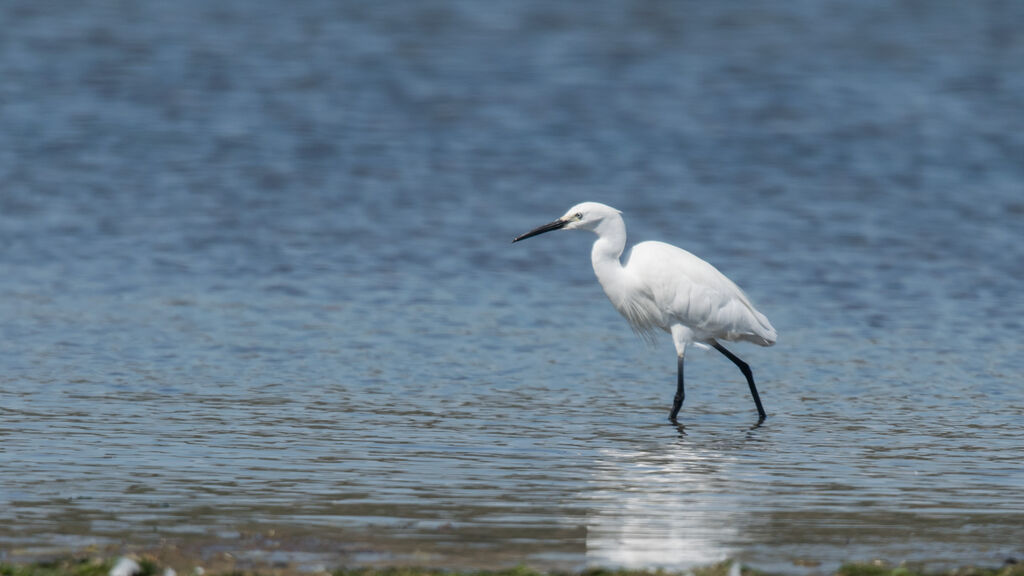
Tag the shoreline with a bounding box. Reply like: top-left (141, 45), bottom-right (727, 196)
top-left (2, 554), bottom-right (1021, 576)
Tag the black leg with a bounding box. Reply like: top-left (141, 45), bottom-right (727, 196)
top-left (712, 342), bottom-right (767, 421)
top-left (669, 355), bottom-right (685, 421)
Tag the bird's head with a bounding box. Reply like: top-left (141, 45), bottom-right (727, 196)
top-left (512, 202), bottom-right (622, 242)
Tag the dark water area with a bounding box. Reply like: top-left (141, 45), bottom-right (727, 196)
top-left (1, 1), bottom-right (1023, 573)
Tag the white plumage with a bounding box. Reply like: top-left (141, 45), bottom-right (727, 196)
top-left (513, 201), bottom-right (776, 422)
top-left (614, 240), bottom-right (776, 348)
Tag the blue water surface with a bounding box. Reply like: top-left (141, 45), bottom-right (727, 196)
top-left (1, 1), bottom-right (1022, 572)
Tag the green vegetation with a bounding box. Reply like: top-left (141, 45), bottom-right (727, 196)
top-left (0, 558), bottom-right (154, 576)
top-left (833, 561), bottom-right (1024, 576)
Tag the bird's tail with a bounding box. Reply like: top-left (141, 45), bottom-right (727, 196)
top-left (748, 308), bottom-right (777, 346)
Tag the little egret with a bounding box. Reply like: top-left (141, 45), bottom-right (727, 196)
top-left (513, 202), bottom-right (776, 422)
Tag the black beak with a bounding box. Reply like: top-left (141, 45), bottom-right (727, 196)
top-left (512, 218), bottom-right (568, 243)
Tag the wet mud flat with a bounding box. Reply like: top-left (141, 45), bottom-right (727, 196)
top-left (3, 538), bottom-right (1022, 576)
top-left (2, 554), bottom-right (1023, 576)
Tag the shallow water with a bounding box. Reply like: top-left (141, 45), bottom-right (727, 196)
top-left (1, 0), bottom-right (1023, 573)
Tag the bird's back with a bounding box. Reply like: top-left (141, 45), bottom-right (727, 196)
top-left (618, 241), bottom-right (776, 346)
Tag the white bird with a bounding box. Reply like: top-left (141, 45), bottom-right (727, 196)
top-left (513, 202), bottom-right (776, 422)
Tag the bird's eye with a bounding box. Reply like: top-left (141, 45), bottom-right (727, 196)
top-left (575, 212), bottom-right (583, 220)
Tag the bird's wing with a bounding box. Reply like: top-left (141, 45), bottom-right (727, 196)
top-left (623, 241), bottom-right (776, 346)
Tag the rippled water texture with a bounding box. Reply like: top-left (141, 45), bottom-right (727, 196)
top-left (1, 1), bottom-right (1023, 573)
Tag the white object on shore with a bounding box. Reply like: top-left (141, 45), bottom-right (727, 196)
top-left (109, 558), bottom-right (141, 576)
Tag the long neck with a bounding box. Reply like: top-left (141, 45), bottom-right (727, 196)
top-left (590, 215), bottom-right (629, 297)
